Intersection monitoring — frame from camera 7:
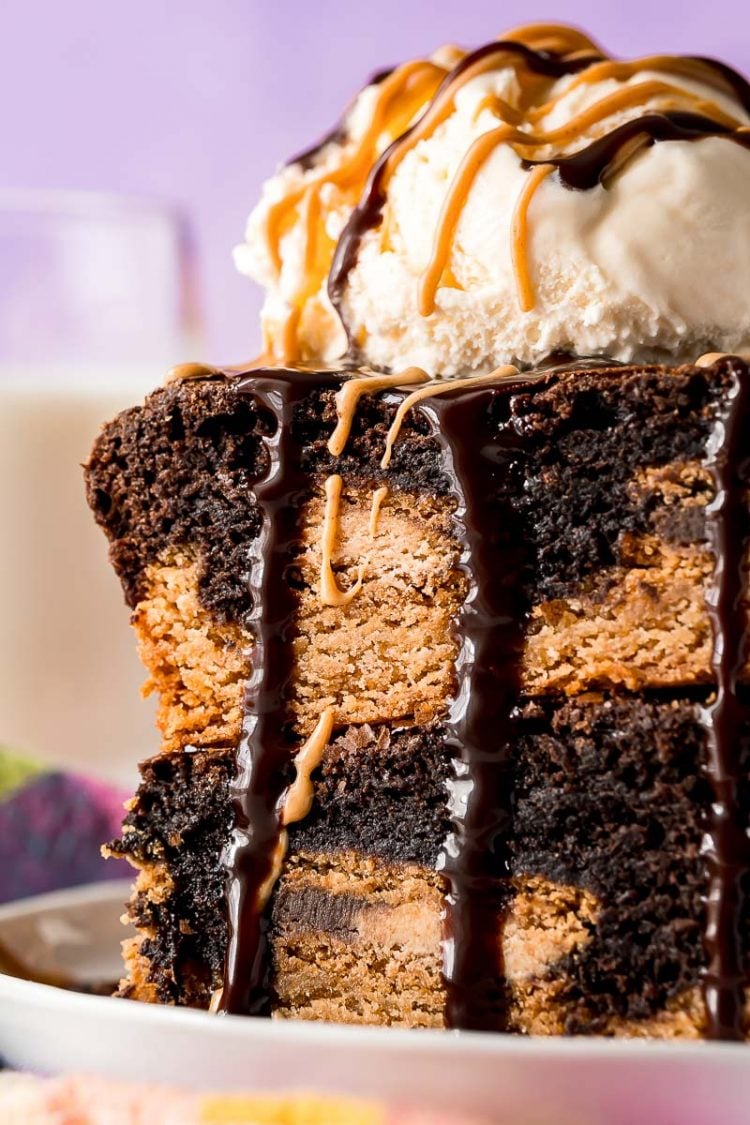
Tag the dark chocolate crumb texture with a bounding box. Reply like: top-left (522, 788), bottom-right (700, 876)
top-left (88, 355), bottom-right (750, 1037)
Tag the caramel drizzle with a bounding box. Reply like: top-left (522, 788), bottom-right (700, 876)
top-left (325, 27), bottom-right (750, 340)
top-left (419, 78), bottom-right (742, 317)
top-left (265, 59), bottom-right (447, 362)
top-left (320, 474), bottom-right (365, 606)
top-left (369, 486), bottom-right (389, 539)
top-left (510, 164), bottom-right (555, 312)
top-left (281, 706), bottom-right (336, 825)
top-left (327, 367), bottom-right (428, 455)
top-left (264, 22), bottom-right (750, 358)
top-left (381, 368), bottom-right (518, 469)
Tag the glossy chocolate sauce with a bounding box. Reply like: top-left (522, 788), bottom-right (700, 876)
top-left (524, 111), bottom-right (750, 190)
top-left (690, 55), bottom-right (750, 115)
top-left (418, 372), bottom-right (545, 1030)
top-left (218, 368), bottom-right (339, 1016)
top-left (699, 358), bottom-right (750, 1040)
top-left (211, 356), bottom-right (749, 1035)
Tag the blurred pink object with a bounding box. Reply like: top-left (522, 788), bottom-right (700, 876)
top-left (0, 1072), bottom-right (502, 1124)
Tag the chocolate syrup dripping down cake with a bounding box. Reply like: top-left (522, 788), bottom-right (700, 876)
top-left (86, 23), bottom-right (750, 1037)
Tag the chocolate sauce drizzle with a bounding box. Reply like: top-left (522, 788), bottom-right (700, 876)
top-left (690, 55), bottom-right (750, 115)
top-left (214, 358), bottom-right (750, 1035)
top-left (418, 374), bottom-right (543, 1029)
top-left (699, 358), bottom-right (750, 1040)
top-left (218, 368), bottom-right (339, 1015)
top-left (287, 67), bottom-right (395, 171)
top-left (523, 111), bottom-right (750, 190)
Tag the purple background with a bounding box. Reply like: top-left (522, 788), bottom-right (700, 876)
top-left (3, 0), bottom-right (749, 360)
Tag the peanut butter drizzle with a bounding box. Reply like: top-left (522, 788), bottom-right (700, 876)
top-left (376, 48), bottom-right (536, 195)
top-left (418, 125), bottom-right (524, 317)
top-left (281, 706), bottom-right (336, 825)
top-left (369, 486), bottom-right (389, 539)
top-left (320, 474), bottom-right (365, 605)
top-left (254, 832), bottom-right (289, 911)
top-left (263, 22), bottom-right (750, 358)
top-left (527, 56), bottom-right (750, 124)
top-left (265, 59), bottom-right (445, 273)
top-left (696, 351), bottom-right (750, 367)
top-left (420, 78), bottom-right (741, 318)
top-left (511, 164), bottom-right (555, 312)
top-left (274, 187), bottom-right (324, 363)
top-left (265, 59), bottom-right (447, 361)
top-left (501, 22), bottom-right (602, 56)
top-left (327, 367), bottom-right (429, 455)
top-left (381, 367), bottom-right (518, 469)
top-left (278, 307), bottom-right (302, 364)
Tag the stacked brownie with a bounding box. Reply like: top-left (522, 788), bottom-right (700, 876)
top-left (85, 356), bottom-right (750, 1036)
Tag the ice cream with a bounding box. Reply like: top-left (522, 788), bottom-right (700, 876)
top-left (235, 23), bottom-right (750, 374)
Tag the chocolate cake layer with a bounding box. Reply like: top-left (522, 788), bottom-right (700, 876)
top-left (109, 693), bottom-right (747, 1034)
top-left (87, 361), bottom-right (750, 754)
top-left (88, 362), bottom-right (744, 621)
top-left (86, 358), bottom-right (750, 1036)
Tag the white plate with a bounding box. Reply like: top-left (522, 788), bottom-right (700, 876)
top-left (1, 881), bottom-right (749, 1123)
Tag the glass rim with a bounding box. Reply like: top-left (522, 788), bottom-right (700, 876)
top-left (0, 187), bottom-right (188, 224)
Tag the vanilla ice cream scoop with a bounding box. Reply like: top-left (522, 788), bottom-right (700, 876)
top-left (235, 23), bottom-right (750, 374)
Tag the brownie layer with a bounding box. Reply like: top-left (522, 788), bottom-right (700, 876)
top-left (109, 720), bottom-right (452, 1007)
top-left (509, 694), bottom-right (723, 1033)
top-left (86, 361), bottom-right (745, 617)
top-left (109, 747), bottom-right (233, 1006)
top-left (85, 375), bottom-right (450, 621)
top-left (109, 695), bottom-right (743, 1035)
top-left (86, 362), bottom-right (749, 732)
top-left (86, 359), bottom-right (750, 1035)
top-left (290, 722), bottom-right (451, 865)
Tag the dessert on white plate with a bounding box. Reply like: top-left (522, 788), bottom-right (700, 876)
top-left (82, 21), bottom-right (750, 1043)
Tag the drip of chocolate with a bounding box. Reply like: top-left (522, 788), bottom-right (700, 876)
top-left (214, 356), bottom-right (750, 1036)
top-left (690, 56), bottom-right (750, 115)
top-left (524, 111), bottom-right (750, 190)
top-left (699, 357), bottom-right (750, 1040)
top-left (417, 372), bottom-right (545, 1030)
top-left (218, 368), bottom-right (340, 1016)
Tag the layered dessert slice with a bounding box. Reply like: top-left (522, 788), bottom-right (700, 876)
top-left (86, 356), bottom-right (750, 1036)
top-left (85, 21), bottom-right (750, 1039)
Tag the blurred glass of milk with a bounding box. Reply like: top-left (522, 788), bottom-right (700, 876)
top-left (0, 191), bottom-right (202, 784)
